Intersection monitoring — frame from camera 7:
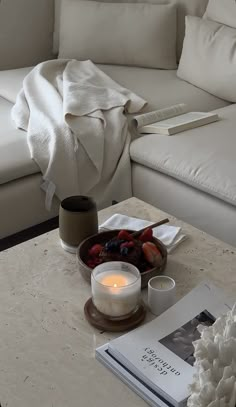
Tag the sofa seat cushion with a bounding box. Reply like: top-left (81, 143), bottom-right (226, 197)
top-left (0, 67), bottom-right (32, 104)
top-left (130, 104), bottom-right (236, 207)
top-left (99, 65), bottom-right (230, 112)
top-left (0, 96), bottom-right (39, 185)
top-left (0, 65), bottom-right (229, 112)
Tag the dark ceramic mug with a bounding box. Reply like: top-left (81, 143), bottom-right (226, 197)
top-left (59, 196), bottom-right (98, 253)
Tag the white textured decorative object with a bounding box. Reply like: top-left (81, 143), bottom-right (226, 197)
top-left (188, 305), bottom-right (236, 407)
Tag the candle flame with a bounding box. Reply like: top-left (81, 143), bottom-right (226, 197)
top-left (101, 275), bottom-right (128, 288)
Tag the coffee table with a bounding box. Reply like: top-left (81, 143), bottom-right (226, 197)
top-left (0, 197), bottom-right (235, 407)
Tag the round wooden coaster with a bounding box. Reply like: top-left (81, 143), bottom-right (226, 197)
top-left (84, 298), bottom-right (146, 332)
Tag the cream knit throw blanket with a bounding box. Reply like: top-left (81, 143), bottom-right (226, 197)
top-left (12, 59), bottom-right (146, 209)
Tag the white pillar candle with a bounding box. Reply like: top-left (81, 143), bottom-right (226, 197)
top-left (91, 262), bottom-right (141, 319)
top-left (148, 276), bottom-right (176, 316)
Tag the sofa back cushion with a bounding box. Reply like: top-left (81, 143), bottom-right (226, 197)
top-left (177, 16), bottom-right (236, 102)
top-left (204, 0), bottom-right (236, 28)
top-left (0, 0), bottom-right (54, 70)
top-left (58, 1), bottom-right (177, 69)
top-left (54, 0), bottom-right (209, 60)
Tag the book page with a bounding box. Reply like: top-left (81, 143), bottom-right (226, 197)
top-left (134, 103), bottom-right (188, 128)
top-left (158, 310), bottom-right (215, 366)
top-left (152, 112), bottom-right (216, 129)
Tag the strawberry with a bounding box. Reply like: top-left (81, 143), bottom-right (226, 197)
top-left (126, 241), bottom-right (135, 248)
top-left (94, 257), bottom-right (102, 266)
top-left (139, 227), bottom-right (153, 242)
top-left (120, 241), bottom-right (134, 249)
top-left (86, 260), bottom-right (96, 269)
top-left (142, 242), bottom-right (162, 266)
top-left (117, 230), bottom-right (133, 241)
top-left (120, 242), bottom-right (129, 249)
top-left (89, 244), bottom-right (103, 257)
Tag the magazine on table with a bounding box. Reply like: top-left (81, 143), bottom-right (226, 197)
top-left (133, 104), bottom-right (219, 135)
top-left (96, 281), bottom-right (234, 407)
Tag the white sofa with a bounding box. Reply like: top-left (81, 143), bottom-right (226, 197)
top-left (0, 0), bottom-right (236, 247)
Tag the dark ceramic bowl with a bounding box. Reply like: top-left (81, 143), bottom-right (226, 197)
top-left (76, 229), bottom-right (167, 289)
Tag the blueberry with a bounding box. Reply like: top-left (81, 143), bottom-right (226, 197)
top-left (105, 241), bottom-right (118, 252)
top-left (111, 241), bottom-right (118, 248)
top-left (110, 242), bottom-right (117, 250)
top-left (113, 239), bottom-right (124, 249)
top-left (105, 242), bottom-right (111, 251)
top-left (120, 247), bottom-right (129, 256)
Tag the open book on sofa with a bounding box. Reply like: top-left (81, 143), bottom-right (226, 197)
top-left (133, 103), bottom-right (219, 135)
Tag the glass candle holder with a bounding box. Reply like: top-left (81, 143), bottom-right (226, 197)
top-left (148, 276), bottom-right (176, 316)
top-left (91, 262), bottom-right (141, 320)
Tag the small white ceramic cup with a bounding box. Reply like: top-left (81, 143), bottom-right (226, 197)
top-left (148, 276), bottom-right (176, 316)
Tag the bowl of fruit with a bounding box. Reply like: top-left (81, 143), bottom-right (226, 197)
top-left (77, 227), bottom-right (167, 288)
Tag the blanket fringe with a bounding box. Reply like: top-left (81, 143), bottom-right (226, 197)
top-left (41, 180), bottom-right (56, 211)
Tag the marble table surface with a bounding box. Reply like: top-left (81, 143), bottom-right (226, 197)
top-left (0, 197), bottom-right (235, 407)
